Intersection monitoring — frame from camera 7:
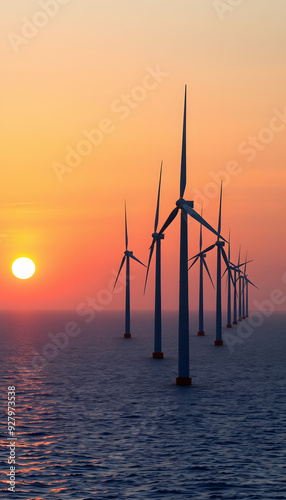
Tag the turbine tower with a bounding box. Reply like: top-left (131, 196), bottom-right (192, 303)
top-left (113, 202), bottom-right (146, 338)
top-left (154, 86), bottom-right (225, 384)
top-left (188, 208), bottom-right (215, 336)
top-left (190, 182), bottom-right (233, 346)
top-left (145, 162), bottom-right (165, 358)
top-left (226, 229), bottom-right (232, 328)
top-left (241, 259), bottom-right (258, 317)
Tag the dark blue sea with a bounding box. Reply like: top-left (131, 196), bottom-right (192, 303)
top-left (0, 310), bottom-right (285, 500)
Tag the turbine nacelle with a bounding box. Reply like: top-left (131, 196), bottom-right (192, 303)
top-left (176, 198), bottom-right (194, 209)
top-left (152, 232), bottom-right (164, 240)
top-left (124, 250), bottom-right (133, 257)
top-left (216, 241), bottom-right (225, 247)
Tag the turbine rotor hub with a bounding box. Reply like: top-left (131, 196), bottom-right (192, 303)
top-left (152, 232), bottom-right (164, 240)
top-left (124, 250), bottom-right (133, 256)
top-left (176, 197), bottom-right (185, 207)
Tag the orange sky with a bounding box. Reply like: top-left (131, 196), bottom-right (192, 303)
top-left (0, 0), bottom-right (286, 311)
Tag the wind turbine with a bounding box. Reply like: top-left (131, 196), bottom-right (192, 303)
top-left (226, 247), bottom-right (253, 324)
top-left (190, 182), bottom-right (233, 346)
top-left (153, 86), bottom-right (225, 384)
top-left (188, 208), bottom-right (215, 336)
top-left (232, 246), bottom-right (240, 324)
top-left (144, 162), bottom-right (165, 358)
top-left (242, 251), bottom-right (248, 319)
top-left (241, 258), bottom-right (259, 317)
top-left (226, 229), bottom-right (232, 328)
top-left (237, 248), bottom-right (243, 321)
top-left (113, 202), bottom-right (146, 338)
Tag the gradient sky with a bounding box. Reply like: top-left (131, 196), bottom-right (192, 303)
top-left (0, 0), bottom-right (286, 312)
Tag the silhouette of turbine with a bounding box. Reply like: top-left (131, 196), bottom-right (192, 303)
top-left (113, 202), bottom-right (146, 338)
top-left (154, 86), bottom-right (225, 384)
top-left (188, 207), bottom-right (215, 336)
top-left (144, 162), bottom-right (165, 358)
top-left (191, 182), bottom-right (233, 346)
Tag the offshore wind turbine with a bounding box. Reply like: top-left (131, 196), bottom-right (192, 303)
top-left (188, 208), bottom-right (215, 336)
top-left (144, 162), bottom-right (165, 358)
top-left (153, 86), bottom-right (225, 384)
top-left (191, 182), bottom-right (233, 346)
top-left (242, 251), bottom-right (248, 319)
top-left (240, 258), bottom-right (259, 317)
top-left (226, 248), bottom-right (253, 324)
top-left (237, 248), bottom-right (243, 321)
top-left (232, 246), bottom-right (240, 324)
top-left (226, 229), bottom-right (232, 328)
top-left (113, 202), bottom-right (146, 338)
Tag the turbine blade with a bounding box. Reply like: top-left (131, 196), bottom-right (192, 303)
top-left (203, 257), bottom-right (215, 289)
top-left (238, 244), bottom-right (241, 266)
top-left (157, 207), bottom-right (179, 237)
top-left (221, 267), bottom-right (228, 279)
top-left (228, 228), bottom-right (231, 260)
top-left (180, 85), bottom-right (187, 198)
top-left (218, 181), bottom-right (223, 236)
top-left (247, 278), bottom-right (259, 290)
top-left (244, 251), bottom-right (248, 274)
top-left (199, 206), bottom-right (203, 251)
top-left (189, 243), bottom-right (216, 260)
top-left (237, 259), bottom-right (253, 268)
top-left (130, 254), bottom-right (147, 268)
top-left (125, 201), bottom-right (128, 250)
top-left (144, 243), bottom-right (155, 294)
top-left (154, 161), bottom-right (163, 233)
top-left (221, 246), bottom-right (235, 288)
top-left (188, 256), bottom-right (199, 270)
top-left (113, 255), bottom-right (126, 291)
top-left (182, 204), bottom-right (227, 242)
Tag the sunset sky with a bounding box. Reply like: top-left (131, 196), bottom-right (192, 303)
top-left (0, 0), bottom-right (285, 311)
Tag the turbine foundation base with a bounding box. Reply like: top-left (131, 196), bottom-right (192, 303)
top-left (152, 352), bottom-right (164, 359)
top-left (238, 319), bottom-right (242, 322)
top-left (176, 377), bottom-right (192, 386)
top-left (233, 321), bottom-right (238, 325)
top-left (124, 333), bottom-right (131, 338)
top-left (197, 331), bottom-right (205, 336)
top-left (214, 340), bottom-right (223, 346)
top-left (226, 324), bottom-right (232, 328)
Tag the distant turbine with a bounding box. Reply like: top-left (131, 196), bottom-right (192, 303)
top-left (227, 247), bottom-right (253, 324)
top-left (188, 207), bottom-right (215, 336)
top-left (242, 251), bottom-right (248, 319)
top-left (154, 86), bottom-right (225, 384)
top-left (232, 246), bottom-right (240, 324)
top-left (144, 162), bottom-right (165, 358)
top-left (239, 257), bottom-right (259, 318)
top-left (113, 202), bottom-right (146, 338)
top-left (191, 182), bottom-right (233, 346)
top-left (226, 229), bottom-right (232, 328)
top-left (237, 248), bottom-right (243, 321)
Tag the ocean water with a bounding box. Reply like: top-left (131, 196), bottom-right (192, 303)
top-left (0, 310), bottom-right (285, 500)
